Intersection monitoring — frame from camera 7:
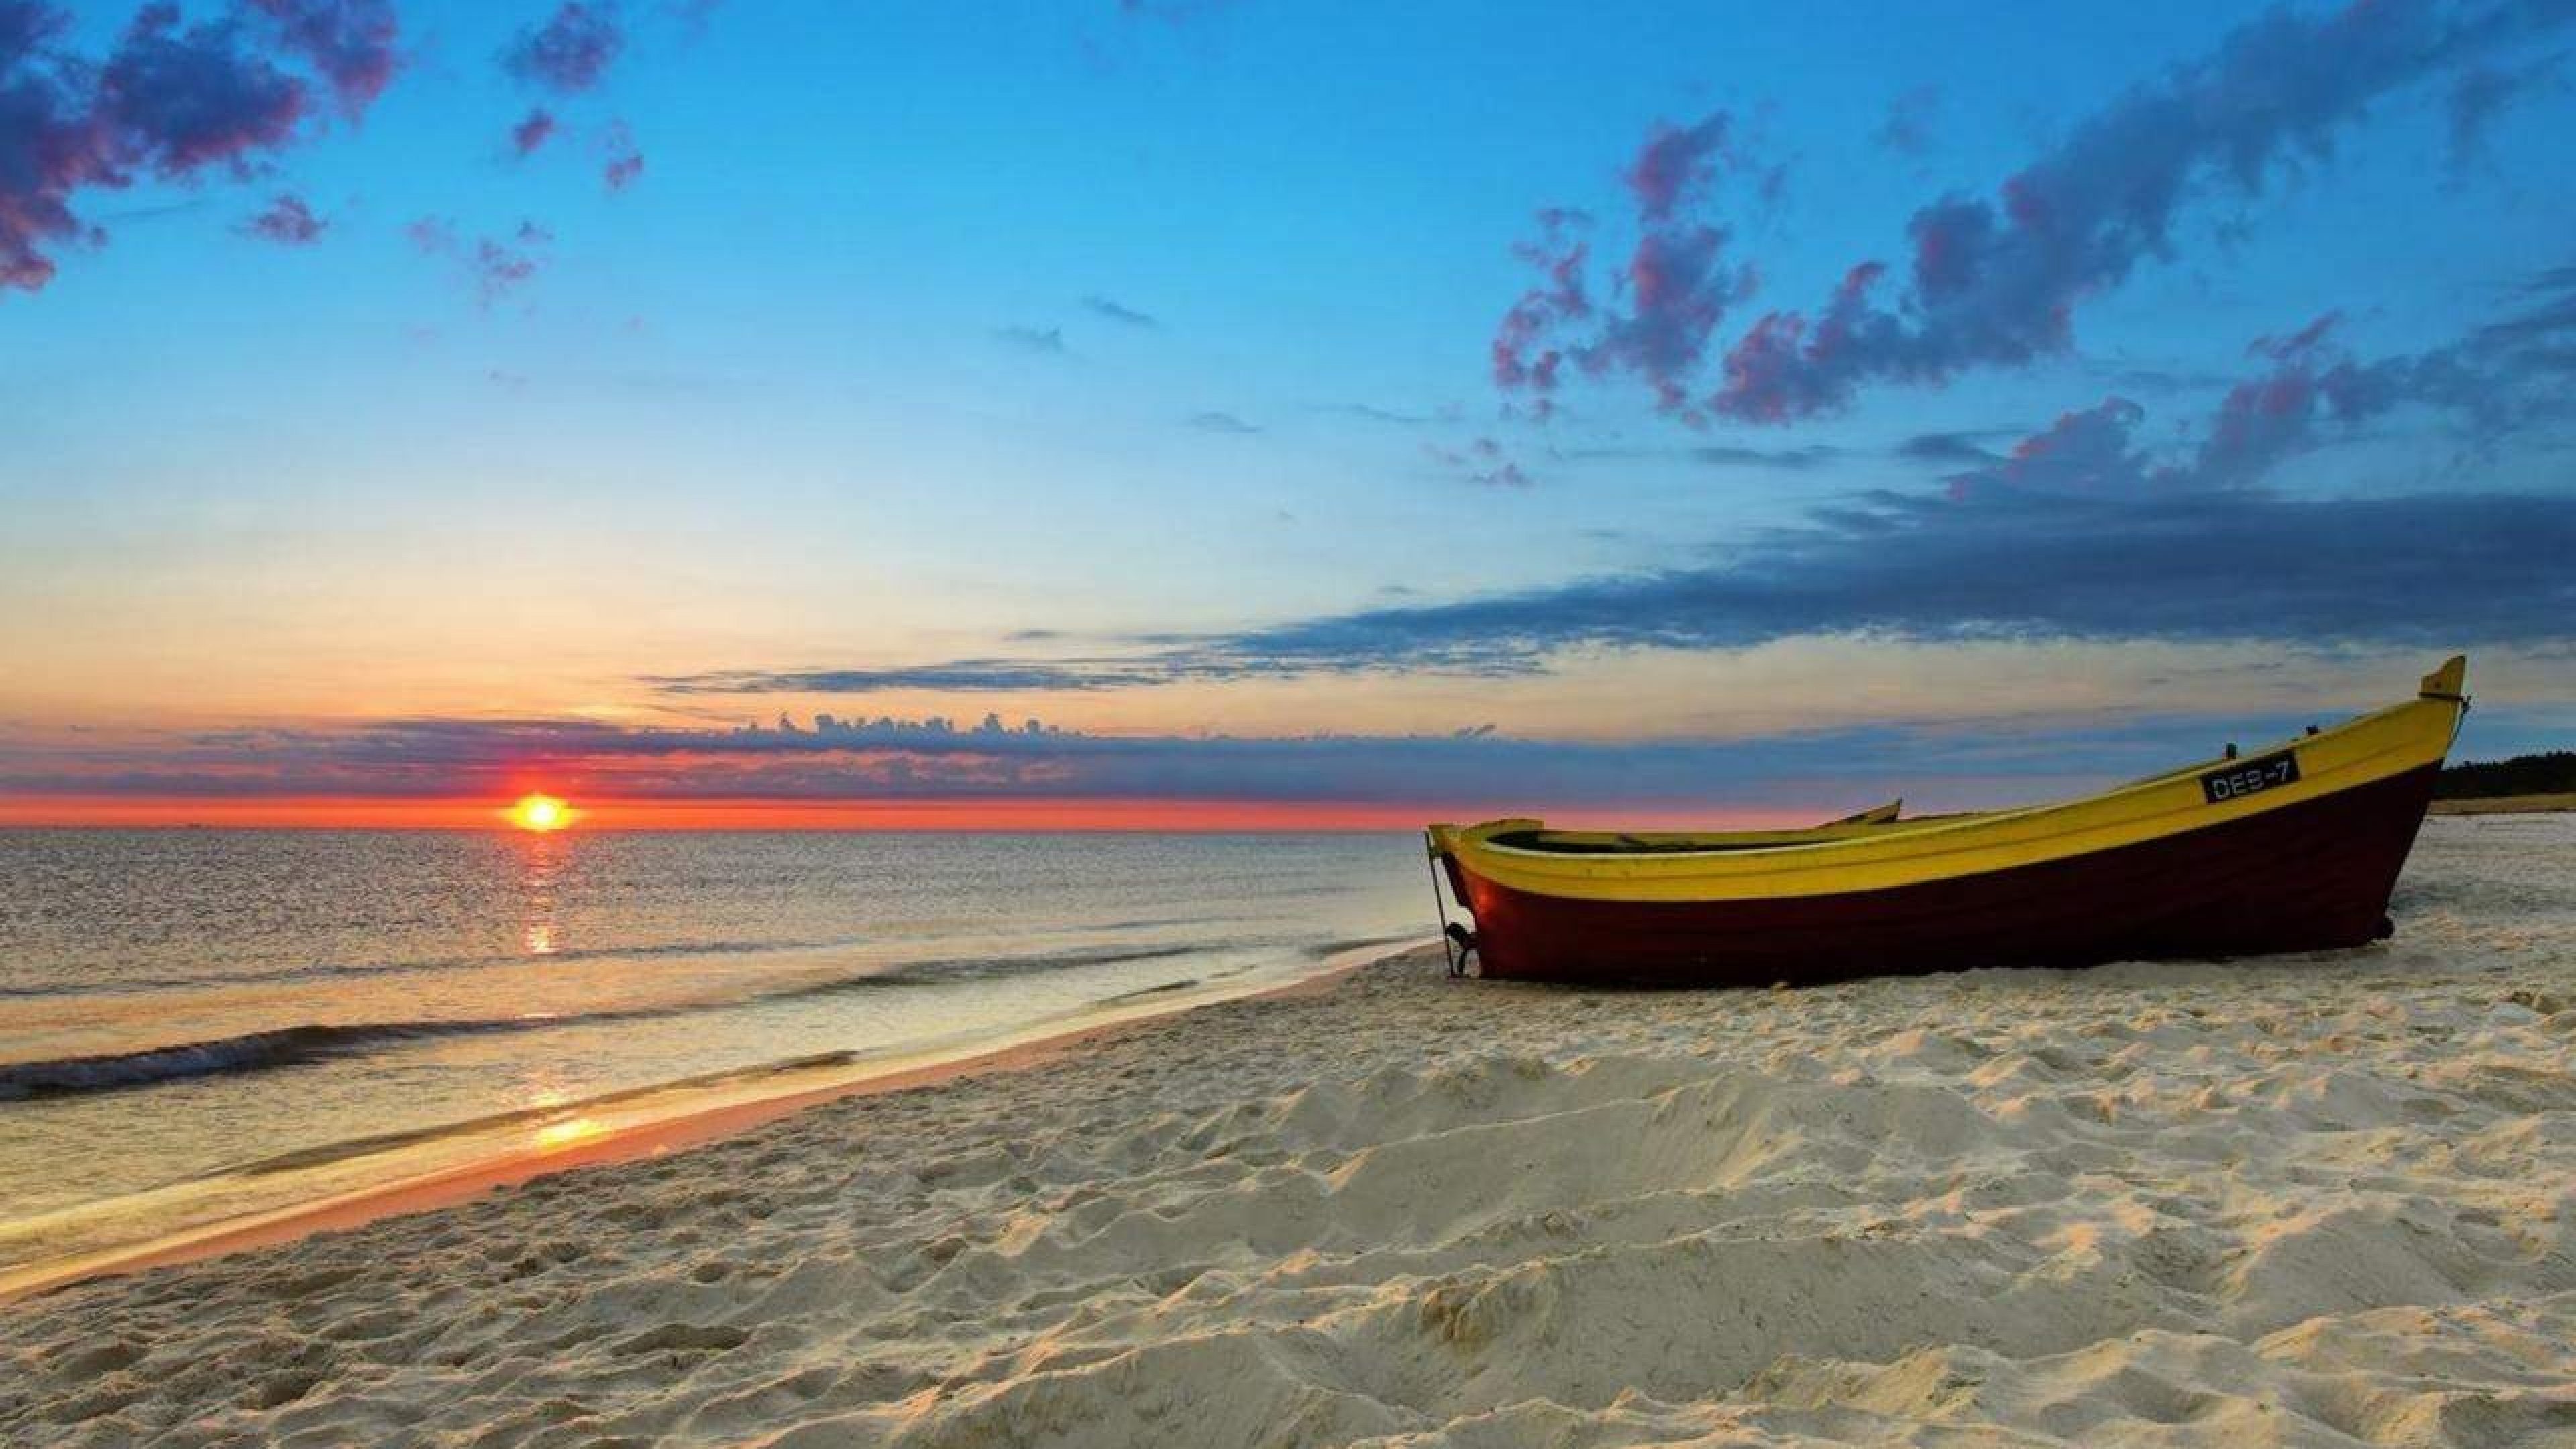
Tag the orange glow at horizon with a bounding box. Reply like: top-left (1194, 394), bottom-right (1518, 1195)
top-left (508, 794), bottom-right (572, 832)
top-left (0, 794), bottom-right (1837, 833)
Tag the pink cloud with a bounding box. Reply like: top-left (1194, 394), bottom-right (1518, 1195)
top-left (1, 0), bottom-right (398, 294)
top-left (408, 215), bottom-right (553, 306)
top-left (510, 106), bottom-right (557, 156)
top-left (237, 191), bottom-right (324, 244)
top-left (502, 1), bottom-right (623, 95)
top-left (1491, 112), bottom-right (1764, 421)
top-left (244, 0), bottom-right (399, 116)
top-left (600, 118), bottom-right (641, 191)
top-left (1703, 3), bottom-right (2575, 423)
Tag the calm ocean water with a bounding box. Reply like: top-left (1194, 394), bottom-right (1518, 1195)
top-left (0, 830), bottom-right (1430, 1267)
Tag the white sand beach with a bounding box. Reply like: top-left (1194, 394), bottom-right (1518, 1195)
top-left (7, 814), bottom-right (2575, 1447)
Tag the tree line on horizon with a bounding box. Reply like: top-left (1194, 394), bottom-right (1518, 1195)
top-left (2434, 750), bottom-right (2576, 799)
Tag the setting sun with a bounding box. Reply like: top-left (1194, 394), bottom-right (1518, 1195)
top-left (508, 794), bottom-right (572, 832)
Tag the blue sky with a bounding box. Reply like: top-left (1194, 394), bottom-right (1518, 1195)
top-left (1, 0), bottom-right (2571, 822)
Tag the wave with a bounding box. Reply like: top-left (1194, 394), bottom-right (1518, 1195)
top-left (1093, 978), bottom-right (1203, 1004)
top-left (0, 926), bottom-right (1277, 1002)
top-left (767, 943), bottom-right (1203, 998)
top-left (0, 934), bottom-right (864, 1000)
top-left (1303, 931), bottom-right (1424, 959)
top-left (0, 1019), bottom-right (543, 1100)
top-left (0, 941), bottom-right (1232, 1101)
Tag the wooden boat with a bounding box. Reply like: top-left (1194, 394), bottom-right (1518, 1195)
top-left (1426, 657), bottom-right (2469, 985)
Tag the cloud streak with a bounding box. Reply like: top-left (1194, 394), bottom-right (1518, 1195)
top-left (663, 274), bottom-right (2576, 696)
top-left (647, 481), bottom-right (2576, 696)
top-left (5, 705), bottom-right (2474, 813)
top-left (994, 324), bottom-right (1065, 353)
top-left (1082, 293), bottom-right (1157, 327)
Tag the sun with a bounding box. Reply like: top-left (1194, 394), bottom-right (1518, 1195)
top-left (508, 794), bottom-right (572, 832)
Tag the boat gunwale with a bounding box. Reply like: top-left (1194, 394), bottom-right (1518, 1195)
top-left (1434, 676), bottom-right (2463, 894)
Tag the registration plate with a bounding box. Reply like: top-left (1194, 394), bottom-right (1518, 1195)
top-left (2199, 750), bottom-right (2300, 804)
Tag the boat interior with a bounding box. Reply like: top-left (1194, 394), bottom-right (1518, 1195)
top-left (1483, 801), bottom-right (1979, 856)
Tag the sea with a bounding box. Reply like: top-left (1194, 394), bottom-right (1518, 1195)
top-left (0, 830), bottom-right (1432, 1275)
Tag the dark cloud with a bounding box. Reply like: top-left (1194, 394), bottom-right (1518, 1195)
top-left (600, 117), bottom-right (641, 190)
top-left (1935, 274), bottom-right (2574, 503)
top-left (2444, 52), bottom-right (2563, 169)
top-left (2083, 358), bottom-right (2241, 396)
top-left (1546, 439), bottom-right (1847, 472)
top-left (653, 663), bottom-right (1160, 695)
top-left (2518, 262), bottom-right (2576, 296)
top-left (1082, 293), bottom-right (1157, 327)
top-left (1336, 402), bottom-right (1457, 425)
top-left (1426, 435), bottom-right (1536, 489)
top-left (1216, 486), bottom-right (2576, 668)
top-left (1490, 207), bottom-right (1591, 414)
top-left (0, 7), bottom-right (108, 291)
top-left (236, 190), bottom-right (321, 243)
top-left (402, 213), bottom-right (452, 252)
top-left (994, 324), bottom-right (1065, 353)
top-left (661, 285), bottom-right (2576, 694)
top-left (1894, 430), bottom-right (2007, 466)
top-left (1187, 410), bottom-right (1260, 434)
top-left (1495, 113), bottom-right (1770, 419)
top-left (95, 6), bottom-right (307, 176)
top-left (1624, 112), bottom-right (1736, 221)
top-left (1690, 443), bottom-right (1841, 471)
top-left (1485, 3), bottom-right (2572, 423)
top-left (1706, 1), bottom-right (2575, 423)
top-left (1874, 83), bottom-right (1939, 158)
top-left (1592, 221), bottom-right (1756, 414)
top-left (502, 1), bottom-right (623, 95)
top-left (409, 215), bottom-right (551, 305)
top-left (508, 106), bottom-right (555, 156)
top-left (1, 0), bottom-right (397, 294)
top-left (244, 0), bottom-right (398, 115)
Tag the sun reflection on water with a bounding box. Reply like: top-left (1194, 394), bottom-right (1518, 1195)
top-left (533, 1116), bottom-right (606, 1151)
top-left (514, 829), bottom-right (565, 959)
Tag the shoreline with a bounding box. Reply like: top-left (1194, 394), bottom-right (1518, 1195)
top-left (2428, 792), bottom-right (2576, 815)
top-left (0, 937), bottom-right (1423, 1305)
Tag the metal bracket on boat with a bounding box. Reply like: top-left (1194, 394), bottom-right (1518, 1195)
top-left (1443, 922), bottom-right (1479, 977)
top-left (1424, 833), bottom-right (1476, 979)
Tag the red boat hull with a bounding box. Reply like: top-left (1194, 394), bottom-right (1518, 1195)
top-left (1443, 763), bottom-right (2442, 987)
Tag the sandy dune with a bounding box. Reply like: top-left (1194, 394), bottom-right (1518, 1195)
top-left (6, 817), bottom-right (2575, 1447)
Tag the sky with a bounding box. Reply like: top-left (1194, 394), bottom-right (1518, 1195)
top-left (1, 0), bottom-right (2572, 828)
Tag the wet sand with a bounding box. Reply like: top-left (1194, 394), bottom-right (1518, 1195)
top-left (0, 945), bottom-right (1407, 1302)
